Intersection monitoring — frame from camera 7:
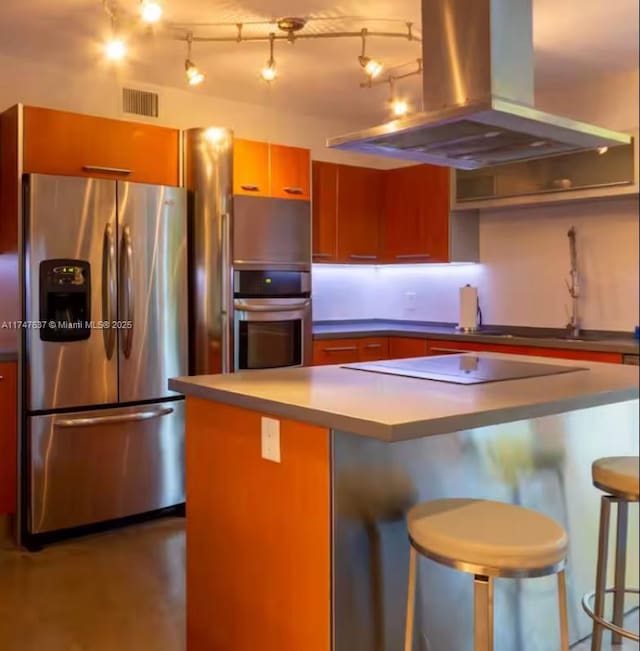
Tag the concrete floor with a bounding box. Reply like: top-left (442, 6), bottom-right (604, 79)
top-left (0, 518), bottom-right (185, 651)
top-left (0, 517), bottom-right (636, 650)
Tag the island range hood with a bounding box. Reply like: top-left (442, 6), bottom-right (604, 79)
top-left (328, 0), bottom-right (632, 170)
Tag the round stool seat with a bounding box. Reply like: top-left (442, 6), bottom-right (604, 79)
top-left (407, 498), bottom-right (568, 577)
top-left (592, 457), bottom-right (639, 500)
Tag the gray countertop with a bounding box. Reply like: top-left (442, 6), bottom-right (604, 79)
top-left (0, 348), bottom-right (17, 363)
top-left (169, 352), bottom-right (639, 441)
top-left (313, 320), bottom-right (640, 355)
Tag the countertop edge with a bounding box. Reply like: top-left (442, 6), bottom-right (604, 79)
top-left (0, 351), bottom-right (18, 363)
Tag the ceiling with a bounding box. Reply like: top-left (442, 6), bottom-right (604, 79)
top-left (0, 0), bottom-right (637, 123)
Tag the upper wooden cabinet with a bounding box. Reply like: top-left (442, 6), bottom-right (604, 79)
top-left (23, 106), bottom-right (179, 186)
top-left (0, 362), bottom-right (17, 515)
top-left (383, 164), bottom-right (450, 263)
top-left (233, 139), bottom-right (310, 200)
top-left (336, 164), bottom-right (384, 263)
top-left (312, 161), bottom-right (338, 262)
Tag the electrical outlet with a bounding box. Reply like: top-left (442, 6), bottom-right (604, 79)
top-left (261, 417), bottom-right (281, 463)
top-left (404, 291), bottom-right (417, 311)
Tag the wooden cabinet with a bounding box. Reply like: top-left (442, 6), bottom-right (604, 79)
top-left (233, 139), bottom-right (270, 197)
top-left (0, 106), bottom-right (19, 252)
top-left (234, 139), bottom-right (310, 200)
top-left (312, 161), bottom-right (338, 262)
top-left (313, 337), bottom-right (389, 365)
top-left (336, 164), bottom-right (384, 263)
top-left (388, 338), bottom-right (429, 359)
top-left (23, 106), bottom-right (179, 186)
top-left (425, 339), bottom-right (623, 363)
top-left (383, 164), bottom-right (450, 263)
top-left (0, 362), bottom-right (17, 515)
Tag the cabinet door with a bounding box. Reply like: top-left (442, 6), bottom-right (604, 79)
top-left (233, 139), bottom-right (270, 197)
top-left (358, 337), bottom-right (389, 361)
top-left (0, 362), bottom-right (17, 514)
top-left (336, 165), bottom-right (383, 263)
top-left (312, 161), bottom-right (338, 262)
top-left (383, 164), bottom-right (450, 263)
top-left (0, 106), bottom-right (19, 252)
top-left (270, 144), bottom-right (310, 200)
top-left (389, 338), bottom-right (428, 359)
top-left (313, 339), bottom-right (360, 365)
top-left (23, 106), bottom-right (179, 186)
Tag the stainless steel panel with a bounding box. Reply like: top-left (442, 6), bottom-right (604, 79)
top-left (233, 195), bottom-right (311, 270)
top-left (29, 400), bottom-right (185, 534)
top-left (117, 182), bottom-right (187, 403)
top-left (332, 400), bottom-right (640, 651)
top-left (25, 174), bottom-right (117, 411)
top-left (183, 127), bottom-right (233, 375)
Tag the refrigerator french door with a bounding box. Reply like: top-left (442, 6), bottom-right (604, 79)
top-left (24, 174), bottom-right (187, 537)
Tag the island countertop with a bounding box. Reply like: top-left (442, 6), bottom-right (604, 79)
top-left (169, 352), bottom-right (639, 441)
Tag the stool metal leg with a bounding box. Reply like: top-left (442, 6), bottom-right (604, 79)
top-left (473, 575), bottom-right (494, 651)
top-left (557, 569), bottom-right (570, 651)
top-left (404, 545), bottom-right (417, 651)
top-left (591, 496), bottom-right (612, 651)
top-left (612, 499), bottom-right (628, 646)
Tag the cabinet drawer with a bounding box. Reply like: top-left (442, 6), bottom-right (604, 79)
top-left (388, 338), bottom-right (429, 359)
top-left (233, 139), bottom-right (270, 197)
top-left (270, 144), bottom-right (310, 200)
top-left (0, 361), bottom-right (17, 514)
top-left (358, 337), bottom-right (389, 361)
top-left (313, 339), bottom-right (360, 366)
top-left (23, 106), bottom-right (179, 186)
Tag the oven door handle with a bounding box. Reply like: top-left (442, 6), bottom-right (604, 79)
top-left (233, 300), bottom-right (310, 313)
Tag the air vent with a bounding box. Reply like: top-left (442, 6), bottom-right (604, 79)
top-left (122, 88), bottom-right (159, 118)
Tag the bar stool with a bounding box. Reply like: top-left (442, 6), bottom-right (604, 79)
top-left (582, 456), bottom-right (639, 650)
top-left (404, 498), bottom-right (569, 651)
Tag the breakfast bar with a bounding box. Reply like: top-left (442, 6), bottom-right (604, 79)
top-left (169, 353), bottom-right (639, 651)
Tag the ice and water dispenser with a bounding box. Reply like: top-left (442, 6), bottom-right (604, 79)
top-left (39, 259), bottom-right (91, 341)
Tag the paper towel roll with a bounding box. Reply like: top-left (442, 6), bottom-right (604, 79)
top-left (458, 285), bottom-right (478, 331)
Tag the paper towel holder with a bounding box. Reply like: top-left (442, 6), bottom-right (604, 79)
top-left (456, 284), bottom-right (483, 333)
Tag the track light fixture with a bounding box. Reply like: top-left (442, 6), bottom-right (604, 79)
top-left (388, 78), bottom-right (409, 117)
top-left (358, 29), bottom-right (383, 79)
top-left (261, 33), bottom-right (277, 82)
top-left (140, 0), bottom-right (163, 24)
top-left (103, 2), bottom-right (127, 61)
top-left (185, 34), bottom-right (204, 85)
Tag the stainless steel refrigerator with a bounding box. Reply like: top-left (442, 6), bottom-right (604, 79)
top-left (22, 174), bottom-right (187, 543)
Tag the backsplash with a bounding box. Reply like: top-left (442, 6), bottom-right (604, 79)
top-left (313, 196), bottom-right (639, 332)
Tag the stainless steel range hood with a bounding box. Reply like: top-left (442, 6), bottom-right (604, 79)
top-left (328, 0), bottom-right (632, 170)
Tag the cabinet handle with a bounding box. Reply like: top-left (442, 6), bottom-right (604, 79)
top-left (395, 253), bottom-right (432, 259)
top-left (314, 253), bottom-right (333, 258)
top-left (283, 187), bottom-right (304, 195)
top-left (364, 343), bottom-right (382, 349)
top-left (0, 375), bottom-right (4, 381)
top-left (82, 165), bottom-right (132, 175)
top-left (431, 347), bottom-right (471, 354)
top-left (349, 255), bottom-right (377, 260)
top-left (240, 184), bottom-right (260, 192)
top-left (323, 346), bottom-right (358, 352)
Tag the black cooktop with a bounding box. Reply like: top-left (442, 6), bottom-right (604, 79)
top-left (343, 354), bottom-right (588, 385)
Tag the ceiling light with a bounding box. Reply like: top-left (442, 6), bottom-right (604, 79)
top-left (261, 33), bottom-right (277, 82)
top-left (105, 37), bottom-right (127, 61)
top-left (391, 98), bottom-right (409, 117)
top-left (141, 1), bottom-right (163, 24)
top-left (359, 29), bottom-right (383, 79)
top-left (185, 60), bottom-right (204, 85)
top-left (597, 146), bottom-right (609, 155)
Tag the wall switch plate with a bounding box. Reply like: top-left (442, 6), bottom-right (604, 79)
top-left (261, 417), bottom-right (281, 463)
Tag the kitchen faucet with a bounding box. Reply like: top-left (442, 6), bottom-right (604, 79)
top-left (565, 226), bottom-right (580, 338)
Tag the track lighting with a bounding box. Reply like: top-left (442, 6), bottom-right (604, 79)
top-left (185, 35), bottom-right (204, 85)
top-left (261, 33), bottom-right (277, 82)
top-left (105, 37), bottom-right (127, 60)
top-left (388, 78), bottom-right (409, 117)
top-left (141, 0), bottom-right (163, 24)
top-left (359, 29), bottom-right (383, 79)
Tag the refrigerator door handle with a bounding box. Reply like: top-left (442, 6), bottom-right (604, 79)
top-left (102, 223), bottom-right (117, 359)
top-left (120, 224), bottom-right (135, 359)
top-left (56, 406), bottom-right (174, 428)
top-left (221, 212), bottom-right (231, 373)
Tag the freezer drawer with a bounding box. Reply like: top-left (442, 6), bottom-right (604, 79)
top-left (29, 400), bottom-right (184, 534)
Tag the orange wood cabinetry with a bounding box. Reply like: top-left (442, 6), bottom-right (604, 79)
top-left (313, 336), bottom-right (390, 365)
top-left (312, 161), bottom-right (338, 262)
top-left (425, 339), bottom-right (624, 363)
top-left (23, 106), bottom-right (179, 186)
top-left (234, 139), bottom-right (310, 200)
top-left (0, 362), bottom-right (17, 515)
top-left (233, 138), bottom-right (270, 197)
top-left (336, 164), bottom-right (384, 263)
top-left (388, 337), bottom-right (429, 359)
top-left (270, 144), bottom-right (311, 200)
top-left (383, 164), bottom-right (450, 263)
top-left (0, 106), bottom-right (19, 252)
top-left (186, 398), bottom-right (330, 651)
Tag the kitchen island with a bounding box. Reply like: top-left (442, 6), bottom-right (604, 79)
top-left (169, 353), bottom-right (639, 651)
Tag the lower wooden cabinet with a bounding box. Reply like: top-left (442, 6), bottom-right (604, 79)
top-left (0, 362), bottom-right (17, 515)
top-left (388, 338), bottom-right (429, 359)
top-left (313, 337), bottom-right (389, 365)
